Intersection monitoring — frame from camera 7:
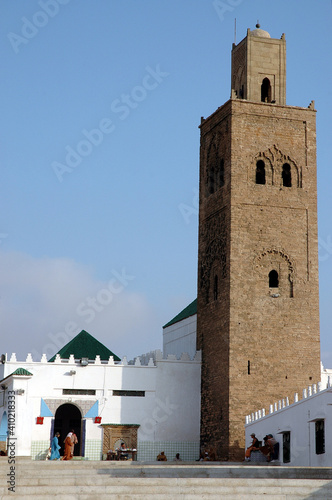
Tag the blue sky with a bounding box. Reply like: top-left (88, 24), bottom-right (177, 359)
top-left (1, 0), bottom-right (332, 367)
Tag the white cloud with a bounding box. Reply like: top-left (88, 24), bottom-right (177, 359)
top-left (0, 250), bottom-right (161, 362)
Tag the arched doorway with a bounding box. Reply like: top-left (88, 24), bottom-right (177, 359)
top-left (54, 404), bottom-right (82, 457)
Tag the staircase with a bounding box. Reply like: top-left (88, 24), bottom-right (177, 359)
top-left (1, 458), bottom-right (332, 499)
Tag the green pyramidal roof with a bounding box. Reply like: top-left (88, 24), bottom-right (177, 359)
top-left (163, 299), bottom-right (197, 328)
top-left (11, 368), bottom-right (33, 376)
top-left (48, 330), bottom-right (121, 362)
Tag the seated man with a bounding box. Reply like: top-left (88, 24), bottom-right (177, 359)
top-left (119, 442), bottom-right (129, 460)
top-left (157, 451), bottom-right (167, 461)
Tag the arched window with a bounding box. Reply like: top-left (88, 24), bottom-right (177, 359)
top-left (219, 159), bottom-right (225, 188)
top-left (282, 163), bottom-right (292, 187)
top-left (207, 144), bottom-right (217, 196)
top-left (213, 275), bottom-right (218, 300)
top-left (261, 77), bottom-right (271, 103)
top-left (256, 160), bottom-right (266, 184)
top-left (208, 167), bottom-right (215, 194)
top-left (269, 270), bottom-right (279, 288)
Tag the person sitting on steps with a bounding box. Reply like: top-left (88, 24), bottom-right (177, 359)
top-left (244, 433), bottom-right (259, 461)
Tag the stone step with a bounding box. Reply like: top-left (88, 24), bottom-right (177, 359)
top-left (1, 479), bottom-right (331, 499)
top-left (3, 475), bottom-right (332, 487)
top-left (1, 461), bottom-right (332, 498)
top-left (2, 461), bottom-right (332, 480)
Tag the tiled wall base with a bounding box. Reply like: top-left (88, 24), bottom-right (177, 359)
top-left (137, 441), bottom-right (200, 461)
top-left (84, 440), bottom-right (102, 460)
top-left (31, 440), bottom-right (50, 460)
top-left (31, 440), bottom-right (199, 461)
top-left (31, 439), bottom-right (103, 460)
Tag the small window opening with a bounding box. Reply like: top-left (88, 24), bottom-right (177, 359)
top-left (269, 270), bottom-right (279, 288)
top-left (261, 78), bottom-right (271, 103)
top-left (282, 163), bottom-right (292, 187)
top-left (256, 160), bottom-right (266, 184)
top-left (283, 432), bottom-right (291, 463)
top-left (208, 168), bottom-right (215, 194)
top-left (213, 275), bottom-right (218, 300)
top-left (248, 360), bottom-right (250, 375)
top-left (219, 159), bottom-right (225, 188)
top-left (315, 420), bottom-right (325, 455)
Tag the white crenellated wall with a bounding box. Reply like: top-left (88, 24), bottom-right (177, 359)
top-left (0, 350), bottom-right (201, 460)
top-left (320, 362), bottom-right (332, 389)
top-left (245, 380), bottom-right (332, 466)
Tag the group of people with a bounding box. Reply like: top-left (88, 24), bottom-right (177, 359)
top-left (156, 452), bottom-right (182, 462)
top-left (49, 429), bottom-right (78, 461)
top-left (50, 431), bottom-right (278, 462)
top-left (245, 433), bottom-right (279, 462)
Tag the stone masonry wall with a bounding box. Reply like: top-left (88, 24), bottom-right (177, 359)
top-left (198, 97), bottom-right (320, 461)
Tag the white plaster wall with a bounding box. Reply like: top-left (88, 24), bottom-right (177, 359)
top-left (163, 314), bottom-right (197, 359)
top-left (245, 388), bottom-right (332, 466)
top-left (85, 419), bottom-right (102, 440)
top-left (149, 357), bottom-right (201, 442)
top-left (1, 353), bottom-right (201, 457)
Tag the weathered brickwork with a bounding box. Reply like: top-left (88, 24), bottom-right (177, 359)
top-left (198, 28), bottom-right (320, 461)
top-left (231, 27), bottom-right (286, 104)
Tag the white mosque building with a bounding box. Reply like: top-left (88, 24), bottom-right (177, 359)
top-left (0, 300), bottom-right (200, 461)
top-left (1, 297), bottom-right (332, 464)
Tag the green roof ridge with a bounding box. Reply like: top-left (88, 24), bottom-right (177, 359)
top-left (163, 298), bottom-right (197, 328)
top-left (48, 330), bottom-right (121, 362)
top-left (11, 367), bottom-right (33, 376)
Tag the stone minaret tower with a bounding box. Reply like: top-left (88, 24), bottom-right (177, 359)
top-left (197, 25), bottom-right (320, 461)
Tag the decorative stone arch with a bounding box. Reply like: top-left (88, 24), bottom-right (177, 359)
top-left (235, 65), bottom-right (244, 98)
top-left (250, 151), bottom-right (273, 185)
top-left (44, 398), bottom-right (97, 458)
top-left (253, 248), bottom-right (295, 298)
top-left (200, 210), bottom-right (228, 303)
top-left (269, 144), bottom-right (301, 188)
top-left (44, 398), bottom-right (94, 417)
top-left (206, 139), bottom-right (218, 196)
top-left (205, 133), bottom-right (226, 196)
top-left (54, 402), bottom-right (83, 456)
top-left (200, 238), bottom-right (227, 303)
top-left (251, 145), bottom-right (301, 188)
top-left (102, 424), bottom-right (139, 456)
